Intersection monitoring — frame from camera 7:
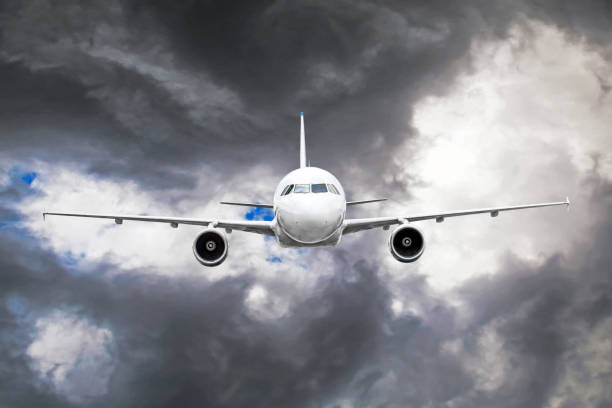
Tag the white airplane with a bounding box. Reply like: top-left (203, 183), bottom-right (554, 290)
top-left (43, 113), bottom-right (569, 266)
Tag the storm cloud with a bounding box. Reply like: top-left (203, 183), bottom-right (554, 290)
top-left (1, 1), bottom-right (612, 407)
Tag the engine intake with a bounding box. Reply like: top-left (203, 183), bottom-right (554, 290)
top-left (389, 225), bottom-right (425, 263)
top-left (193, 229), bottom-right (228, 266)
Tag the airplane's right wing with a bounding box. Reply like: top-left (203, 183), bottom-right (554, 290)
top-left (43, 212), bottom-right (275, 235)
top-left (343, 198), bottom-right (569, 235)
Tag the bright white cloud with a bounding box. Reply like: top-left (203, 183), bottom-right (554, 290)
top-left (17, 161), bottom-right (338, 320)
top-left (27, 310), bottom-right (115, 403)
top-left (386, 20), bottom-right (612, 293)
top-left (19, 162), bottom-right (265, 276)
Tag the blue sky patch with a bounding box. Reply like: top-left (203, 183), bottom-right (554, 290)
top-left (62, 251), bottom-right (86, 266)
top-left (266, 256), bottom-right (282, 263)
top-left (244, 206), bottom-right (274, 221)
top-left (21, 172), bottom-right (37, 185)
top-left (6, 167), bottom-right (39, 190)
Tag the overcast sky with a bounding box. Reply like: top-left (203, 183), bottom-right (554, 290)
top-left (1, 1), bottom-right (612, 407)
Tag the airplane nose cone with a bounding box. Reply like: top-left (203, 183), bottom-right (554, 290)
top-left (278, 197), bottom-right (343, 244)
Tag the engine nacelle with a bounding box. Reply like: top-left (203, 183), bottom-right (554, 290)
top-left (193, 229), bottom-right (228, 267)
top-left (389, 225), bottom-right (425, 263)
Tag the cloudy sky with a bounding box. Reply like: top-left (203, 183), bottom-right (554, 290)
top-left (1, 1), bottom-right (612, 406)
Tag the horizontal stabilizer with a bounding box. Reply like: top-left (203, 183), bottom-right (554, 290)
top-left (220, 202), bottom-right (273, 208)
top-left (346, 198), bottom-right (387, 206)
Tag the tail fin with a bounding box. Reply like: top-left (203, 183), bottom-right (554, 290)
top-left (300, 112), bottom-right (307, 168)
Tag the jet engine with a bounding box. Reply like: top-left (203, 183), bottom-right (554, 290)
top-left (389, 225), bottom-right (425, 263)
top-left (193, 229), bottom-right (228, 266)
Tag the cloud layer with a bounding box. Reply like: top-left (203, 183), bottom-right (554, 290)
top-left (1, 1), bottom-right (612, 407)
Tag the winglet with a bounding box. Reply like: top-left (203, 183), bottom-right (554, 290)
top-left (43, 211), bottom-right (46, 221)
top-left (566, 196), bottom-right (570, 211)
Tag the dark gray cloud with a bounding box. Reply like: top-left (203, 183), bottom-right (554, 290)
top-left (1, 0), bottom-right (608, 192)
top-left (1, 1), bottom-right (612, 407)
top-left (0, 0), bottom-right (517, 192)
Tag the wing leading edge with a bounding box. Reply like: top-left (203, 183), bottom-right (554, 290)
top-left (42, 212), bottom-right (275, 236)
top-left (342, 198), bottom-right (570, 235)
top-left (219, 202), bottom-right (273, 208)
top-left (346, 198), bottom-right (387, 206)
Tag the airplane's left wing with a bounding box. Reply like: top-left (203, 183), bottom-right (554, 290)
top-left (343, 198), bottom-right (569, 235)
top-left (42, 212), bottom-right (275, 235)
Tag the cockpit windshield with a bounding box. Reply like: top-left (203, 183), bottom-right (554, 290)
top-left (281, 184), bottom-right (294, 196)
top-left (293, 184), bottom-right (310, 193)
top-left (311, 184), bottom-right (327, 193)
top-left (328, 184), bottom-right (339, 195)
top-left (281, 183), bottom-right (340, 195)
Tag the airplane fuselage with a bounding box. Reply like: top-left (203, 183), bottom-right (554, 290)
top-left (273, 167), bottom-right (346, 247)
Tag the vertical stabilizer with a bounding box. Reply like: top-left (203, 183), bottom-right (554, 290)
top-left (300, 112), bottom-right (307, 168)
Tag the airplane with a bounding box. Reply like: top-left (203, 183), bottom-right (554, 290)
top-left (43, 113), bottom-right (570, 266)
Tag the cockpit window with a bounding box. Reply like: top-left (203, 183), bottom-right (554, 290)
top-left (293, 184), bottom-right (310, 193)
top-left (281, 184), bottom-right (294, 196)
top-left (311, 183), bottom-right (327, 193)
top-left (328, 184), bottom-right (340, 195)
